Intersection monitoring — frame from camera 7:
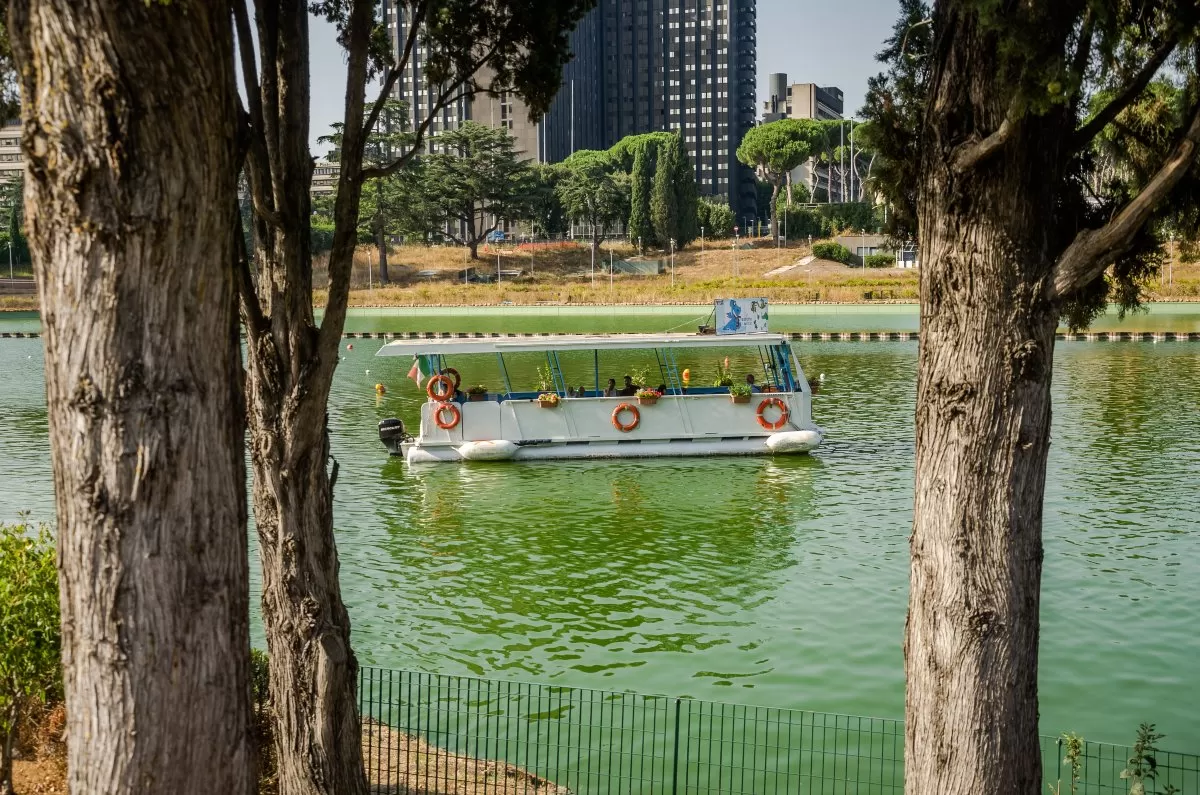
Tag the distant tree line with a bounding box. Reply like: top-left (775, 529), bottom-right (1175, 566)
top-left (313, 114), bottom-right (751, 276)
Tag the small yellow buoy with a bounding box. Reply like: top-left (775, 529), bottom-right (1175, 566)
top-left (681, 368), bottom-right (691, 383)
top-left (375, 383), bottom-right (386, 394)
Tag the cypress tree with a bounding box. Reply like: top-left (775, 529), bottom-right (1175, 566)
top-left (650, 134), bottom-right (680, 250)
top-left (628, 143), bottom-right (655, 251)
top-left (673, 140), bottom-right (699, 248)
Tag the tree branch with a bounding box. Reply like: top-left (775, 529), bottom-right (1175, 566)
top-left (1073, 38), bottom-right (1177, 149)
top-left (951, 100), bottom-right (1019, 174)
top-left (234, 200), bottom-right (267, 338)
top-left (316, 0), bottom-right (375, 365)
top-left (1067, 11), bottom-right (1095, 119)
top-left (1052, 97), bottom-right (1200, 298)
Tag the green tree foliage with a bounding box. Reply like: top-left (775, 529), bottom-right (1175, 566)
top-left (0, 175), bottom-right (27, 267)
top-left (628, 144), bottom-right (656, 250)
top-left (557, 150), bottom-right (628, 259)
top-left (649, 133), bottom-right (699, 249)
top-left (696, 197), bottom-right (735, 237)
top-left (0, 524), bottom-right (60, 794)
top-left (318, 99), bottom-right (415, 280)
top-left (736, 119), bottom-right (824, 241)
top-left (672, 141), bottom-right (700, 247)
top-left (526, 163), bottom-right (567, 238)
top-left (417, 121), bottom-right (534, 259)
top-left (858, 0), bottom-right (931, 239)
top-left (607, 131), bottom-right (675, 171)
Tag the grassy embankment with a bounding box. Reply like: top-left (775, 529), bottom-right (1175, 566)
top-left (317, 237), bottom-right (1200, 307)
top-left (6, 238), bottom-right (1200, 312)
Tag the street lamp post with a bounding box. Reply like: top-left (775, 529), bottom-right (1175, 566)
top-left (6, 240), bottom-right (11, 283)
top-left (670, 239), bottom-right (676, 288)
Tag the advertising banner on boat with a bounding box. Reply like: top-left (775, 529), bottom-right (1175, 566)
top-left (715, 298), bottom-right (769, 334)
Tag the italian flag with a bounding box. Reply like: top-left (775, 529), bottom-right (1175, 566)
top-left (407, 355), bottom-right (435, 386)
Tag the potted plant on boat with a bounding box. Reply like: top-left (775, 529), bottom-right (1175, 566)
top-left (467, 385), bottom-right (488, 402)
top-left (635, 388), bottom-right (660, 406)
top-left (729, 382), bottom-right (753, 404)
top-left (714, 360), bottom-right (734, 389)
top-left (537, 392), bottom-right (561, 408)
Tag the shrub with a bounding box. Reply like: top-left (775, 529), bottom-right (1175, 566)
top-left (865, 253), bottom-right (894, 269)
top-left (811, 241), bottom-right (853, 265)
top-left (1, 524), bottom-right (61, 795)
top-left (310, 221), bottom-right (336, 255)
top-left (696, 197), bottom-right (735, 238)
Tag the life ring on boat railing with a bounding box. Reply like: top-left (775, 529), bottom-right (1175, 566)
top-left (426, 374), bottom-right (455, 401)
top-left (756, 397), bottom-right (789, 431)
top-left (612, 403), bottom-right (640, 433)
top-left (433, 401), bottom-right (461, 430)
top-left (441, 367), bottom-right (461, 389)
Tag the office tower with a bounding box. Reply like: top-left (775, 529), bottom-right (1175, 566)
top-left (382, 0), bottom-right (758, 215)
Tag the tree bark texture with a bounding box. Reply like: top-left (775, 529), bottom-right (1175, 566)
top-left (9, 2), bottom-right (253, 794)
top-left (238, 1), bottom-right (373, 793)
top-left (906, 5), bottom-right (1071, 793)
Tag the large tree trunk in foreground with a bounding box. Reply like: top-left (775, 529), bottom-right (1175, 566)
top-left (11, 2), bottom-right (253, 793)
top-left (239, 1), bottom-right (370, 793)
top-left (905, 6), bottom-right (1068, 794)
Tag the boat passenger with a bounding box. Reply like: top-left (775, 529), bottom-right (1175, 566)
top-left (577, 385), bottom-right (587, 397)
top-left (618, 375), bottom-right (638, 396)
top-left (603, 378), bottom-right (617, 397)
top-left (655, 383), bottom-right (667, 395)
top-left (746, 374), bottom-right (761, 393)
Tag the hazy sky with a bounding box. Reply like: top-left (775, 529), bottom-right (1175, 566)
top-left (308, 0), bottom-right (899, 153)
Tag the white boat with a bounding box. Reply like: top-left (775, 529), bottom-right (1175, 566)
top-left (375, 332), bottom-right (824, 463)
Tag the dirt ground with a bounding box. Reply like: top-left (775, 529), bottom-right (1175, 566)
top-left (12, 718), bottom-right (565, 795)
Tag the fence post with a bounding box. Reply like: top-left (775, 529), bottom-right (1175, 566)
top-left (671, 697), bottom-right (682, 795)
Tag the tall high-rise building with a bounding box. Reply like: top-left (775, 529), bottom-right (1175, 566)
top-left (382, 0), bottom-right (758, 215)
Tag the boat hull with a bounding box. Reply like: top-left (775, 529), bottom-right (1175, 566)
top-left (403, 430), bottom-right (822, 463)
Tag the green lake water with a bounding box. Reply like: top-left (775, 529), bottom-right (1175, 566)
top-left (1, 306), bottom-right (1197, 752)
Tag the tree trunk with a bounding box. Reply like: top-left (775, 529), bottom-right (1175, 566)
top-left (375, 226), bottom-right (389, 284)
top-left (1, 702), bottom-right (15, 795)
top-left (769, 181), bottom-right (780, 244)
top-left (906, 5), bottom-right (1067, 793)
top-left (10, 3), bottom-right (254, 794)
top-left (239, 1), bottom-right (370, 792)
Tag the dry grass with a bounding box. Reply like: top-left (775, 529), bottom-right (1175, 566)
top-left (312, 238), bottom-right (924, 306)
top-left (14, 715), bottom-right (564, 795)
top-left (361, 719), bottom-right (567, 795)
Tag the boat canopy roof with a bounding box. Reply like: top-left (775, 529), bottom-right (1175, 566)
top-left (375, 332), bottom-right (790, 357)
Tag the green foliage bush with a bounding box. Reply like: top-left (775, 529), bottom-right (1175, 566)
top-left (311, 221), bottom-right (336, 256)
top-left (865, 253), bottom-right (894, 268)
top-left (696, 198), bottom-right (735, 238)
top-left (812, 241), bottom-right (854, 264)
top-left (0, 524), bottom-right (60, 792)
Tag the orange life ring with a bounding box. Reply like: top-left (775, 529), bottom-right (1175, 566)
top-left (433, 401), bottom-right (461, 430)
top-left (427, 374), bottom-right (454, 401)
top-left (442, 367), bottom-right (461, 389)
top-left (756, 397), bottom-right (790, 431)
top-left (612, 403), bottom-right (640, 432)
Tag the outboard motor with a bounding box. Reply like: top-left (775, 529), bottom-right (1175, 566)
top-left (378, 418), bottom-right (406, 456)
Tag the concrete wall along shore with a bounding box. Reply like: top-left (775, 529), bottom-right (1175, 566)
top-left (4, 330), bottom-right (1200, 341)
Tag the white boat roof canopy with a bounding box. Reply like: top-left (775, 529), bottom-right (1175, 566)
top-left (375, 332), bottom-right (790, 357)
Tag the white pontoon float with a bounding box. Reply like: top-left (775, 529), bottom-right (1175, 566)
top-left (376, 332), bottom-right (824, 463)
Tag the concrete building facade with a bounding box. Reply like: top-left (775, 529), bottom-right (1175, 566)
top-left (0, 122), bottom-right (23, 185)
top-left (382, 0), bottom-right (759, 215)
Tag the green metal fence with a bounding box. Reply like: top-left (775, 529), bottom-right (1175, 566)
top-left (357, 666), bottom-right (1197, 794)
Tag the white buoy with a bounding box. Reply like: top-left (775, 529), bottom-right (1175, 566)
top-left (819, 373), bottom-right (825, 381)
